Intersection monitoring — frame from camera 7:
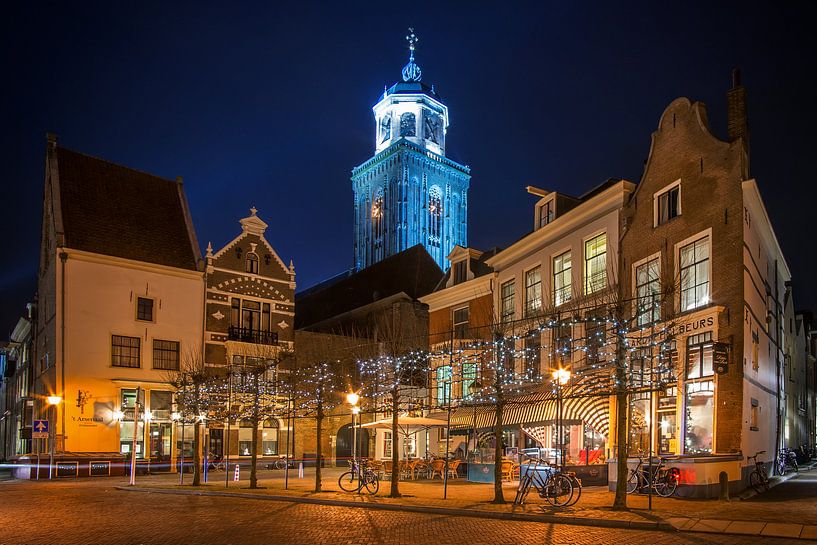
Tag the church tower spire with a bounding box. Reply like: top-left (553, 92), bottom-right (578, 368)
top-left (351, 29), bottom-right (471, 272)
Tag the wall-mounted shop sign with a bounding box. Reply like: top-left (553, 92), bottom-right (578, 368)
top-left (72, 415), bottom-right (104, 427)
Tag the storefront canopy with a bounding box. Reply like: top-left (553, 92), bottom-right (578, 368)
top-left (444, 390), bottom-right (610, 439)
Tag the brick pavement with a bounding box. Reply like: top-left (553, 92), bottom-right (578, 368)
top-left (0, 479), bottom-right (802, 545)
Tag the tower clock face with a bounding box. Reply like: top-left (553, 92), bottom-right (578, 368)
top-left (424, 113), bottom-right (441, 144)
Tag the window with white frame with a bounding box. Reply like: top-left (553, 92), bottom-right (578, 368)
top-left (524, 334), bottom-right (541, 379)
top-left (453, 307), bottom-right (469, 339)
top-left (553, 251), bottom-right (572, 306)
top-left (462, 362), bottom-right (477, 399)
top-left (524, 266), bottom-right (542, 317)
top-left (584, 234), bottom-right (607, 294)
top-left (685, 332), bottom-right (714, 379)
top-left (436, 365), bottom-right (452, 407)
top-left (679, 236), bottom-right (710, 311)
top-left (684, 380), bottom-right (714, 454)
top-left (383, 431), bottom-right (393, 458)
top-left (501, 280), bottom-right (515, 323)
top-left (635, 257), bottom-right (661, 326)
top-left (656, 183), bottom-right (681, 226)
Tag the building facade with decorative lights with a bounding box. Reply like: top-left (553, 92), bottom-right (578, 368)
top-left (202, 208), bottom-right (296, 462)
top-left (352, 30), bottom-right (470, 272)
top-left (619, 74), bottom-right (815, 496)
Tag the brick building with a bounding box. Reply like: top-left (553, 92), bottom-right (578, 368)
top-left (619, 73), bottom-right (806, 495)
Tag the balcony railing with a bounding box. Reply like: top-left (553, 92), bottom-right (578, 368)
top-left (227, 327), bottom-right (279, 346)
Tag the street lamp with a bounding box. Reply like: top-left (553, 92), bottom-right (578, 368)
top-left (46, 395), bottom-right (61, 480)
top-left (346, 393), bottom-right (360, 467)
top-left (552, 368), bottom-right (571, 469)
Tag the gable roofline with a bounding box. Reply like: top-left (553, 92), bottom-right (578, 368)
top-left (211, 209), bottom-right (291, 277)
top-left (175, 178), bottom-right (203, 268)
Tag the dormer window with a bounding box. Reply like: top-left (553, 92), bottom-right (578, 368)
top-left (538, 200), bottom-right (554, 228)
top-left (245, 252), bottom-right (259, 274)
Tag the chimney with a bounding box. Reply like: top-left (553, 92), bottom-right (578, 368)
top-left (727, 69), bottom-right (749, 148)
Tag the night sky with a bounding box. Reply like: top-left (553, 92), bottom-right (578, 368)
top-left (3, 1), bottom-right (816, 335)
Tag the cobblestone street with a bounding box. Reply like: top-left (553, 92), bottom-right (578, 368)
top-left (0, 478), bottom-right (806, 545)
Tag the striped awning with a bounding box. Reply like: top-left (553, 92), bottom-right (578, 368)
top-left (444, 390), bottom-right (610, 439)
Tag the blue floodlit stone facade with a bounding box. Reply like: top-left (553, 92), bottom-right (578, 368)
top-left (352, 30), bottom-right (470, 271)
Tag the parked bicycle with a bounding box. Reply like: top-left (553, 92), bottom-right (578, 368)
top-left (513, 458), bottom-right (574, 510)
top-left (626, 455), bottom-right (679, 497)
top-left (207, 456), bottom-right (226, 472)
top-left (338, 459), bottom-right (379, 495)
top-left (778, 448), bottom-right (799, 476)
top-left (747, 451), bottom-right (769, 493)
top-left (265, 455), bottom-right (290, 470)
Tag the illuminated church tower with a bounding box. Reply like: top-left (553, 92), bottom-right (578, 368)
top-left (352, 29), bottom-right (470, 271)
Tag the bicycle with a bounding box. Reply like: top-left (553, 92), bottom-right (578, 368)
top-left (513, 458), bottom-right (573, 510)
top-left (747, 450), bottom-right (769, 493)
top-left (266, 455), bottom-right (290, 470)
top-left (207, 457), bottom-right (226, 472)
top-left (626, 455), bottom-right (679, 497)
top-left (338, 459), bottom-right (379, 495)
top-left (778, 448), bottom-right (799, 476)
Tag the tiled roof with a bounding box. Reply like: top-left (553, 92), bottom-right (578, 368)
top-left (295, 244), bottom-right (443, 329)
top-left (56, 147), bottom-right (200, 271)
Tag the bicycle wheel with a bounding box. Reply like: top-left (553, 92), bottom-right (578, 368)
top-left (749, 470), bottom-right (767, 493)
top-left (544, 474), bottom-right (573, 507)
top-left (363, 472), bottom-right (379, 495)
top-left (513, 474), bottom-right (533, 508)
top-left (654, 473), bottom-right (678, 497)
top-left (275, 458), bottom-right (287, 470)
top-left (338, 471), bottom-right (359, 492)
top-left (626, 470), bottom-right (640, 494)
top-left (566, 475), bottom-right (582, 505)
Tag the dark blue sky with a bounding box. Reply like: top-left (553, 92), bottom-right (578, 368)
top-left (3, 1), bottom-right (816, 335)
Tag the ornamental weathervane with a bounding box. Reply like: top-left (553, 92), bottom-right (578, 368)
top-left (401, 27), bottom-right (422, 82)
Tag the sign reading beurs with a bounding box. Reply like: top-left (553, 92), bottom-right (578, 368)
top-left (626, 312), bottom-right (716, 347)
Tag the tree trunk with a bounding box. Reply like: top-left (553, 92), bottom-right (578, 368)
top-left (492, 394), bottom-right (505, 504)
top-left (390, 386), bottom-right (401, 497)
top-left (315, 403), bottom-right (323, 492)
top-left (192, 383), bottom-right (201, 486)
top-left (249, 373), bottom-right (260, 489)
top-left (612, 318), bottom-right (629, 510)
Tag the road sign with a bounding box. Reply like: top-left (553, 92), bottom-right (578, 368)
top-left (33, 420), bottom-right (49, 439)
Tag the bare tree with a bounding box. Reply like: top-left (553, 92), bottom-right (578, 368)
top-left (168, 348), bottom-right (214, 487)
top-left (229, 345), bottom-right (293, 489)
top-left (359, 308), bottom-right (429, 498)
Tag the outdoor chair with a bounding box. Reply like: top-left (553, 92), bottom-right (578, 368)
top-left (429, 459), bottom-right (446, 479)
top-left (382, 460), bottom-right (393, 480)
top-left (414, 460), bottom-right (429, 479)
top-left (500, 460), bottom-right (517, 482)
top-left (447, 459), bottom-right (461, 479)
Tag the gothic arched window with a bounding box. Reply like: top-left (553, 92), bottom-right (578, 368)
top-left (372, 190), bottom-right (384, 246)
top-left (400, 112), bottom-right (416, 137)
top-left (245, 252), bottom-right (259, 274)
top-left (428, 186), bottom-right (442, 247)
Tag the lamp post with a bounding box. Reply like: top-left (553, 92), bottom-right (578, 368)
top-left (552, 368), bottom-right (571, 469)
top-left (46, 395), bottom-right (61, 479)
top-left (346, 392), bottom-right (360, 468)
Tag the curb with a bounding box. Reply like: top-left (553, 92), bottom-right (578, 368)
top-left (116, 486), bottom-right (675, 532)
